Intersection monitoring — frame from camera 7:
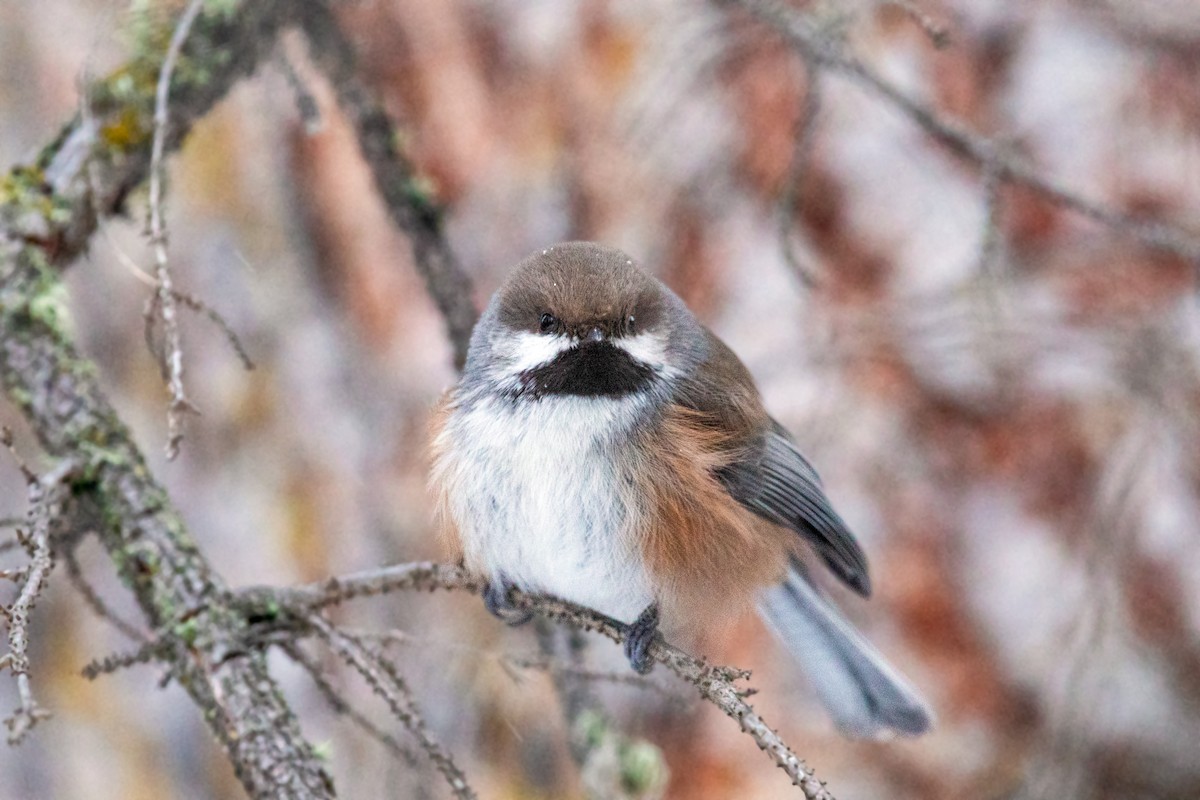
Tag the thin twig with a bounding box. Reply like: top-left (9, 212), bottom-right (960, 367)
top-left (63, 546), bottom-right (148, 643)
top-left (505, 651), bottom-right (679, 698)
top-left (1, 432), bottom-right (75, 744)
top-left (172, 290), bottom-right (256, 371)
top-left (146, 0), bottom-right (205, 460)
top-left (276, 48), bottom-right (323, 134)
top-left (721, 0), bottom-right (1200, 266)
top-left (977, 147), bottom-right (1005, 279)
top-left (777, 54), bottom-right (824, 288)
top-left (240, 563), bottom-right (835, 799)
top-left (102, 226), bottom-right (256, 371)
top-left (306, 614), bottom-right (477, 800)
top-left (281, 642), bottom-right (421, 768)
top-left (881, 0), bottom-right (951, 48)
top-left (81, 639), bottom-right (167, 681)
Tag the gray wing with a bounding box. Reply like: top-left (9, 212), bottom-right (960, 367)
top-left (717, 421), bottom-right (871, 596)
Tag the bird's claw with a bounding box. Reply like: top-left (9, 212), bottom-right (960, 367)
top-left (483, 575), bottom-right (532, 626)
top-left (624, 603), bottom-right (660, 674)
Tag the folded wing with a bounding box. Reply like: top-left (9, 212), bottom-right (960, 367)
top-left (717, 424), bottom-right (871, 596)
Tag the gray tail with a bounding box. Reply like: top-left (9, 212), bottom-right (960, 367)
top-left (758, 567), bottom-right (933, 738)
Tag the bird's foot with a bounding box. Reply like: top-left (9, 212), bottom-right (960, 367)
top-left (483, 574), bottom-right (532, 626)
top-left (623, 604), bottom-right (660, 675)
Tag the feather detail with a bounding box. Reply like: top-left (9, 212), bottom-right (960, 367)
top-left (427, 390), bottom-right (465, 565)
top-left (635, 404), bottom-right (791, 638)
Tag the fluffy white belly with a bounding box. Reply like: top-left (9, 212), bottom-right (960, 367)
top-left (439, 394), bottom-right (654, 623)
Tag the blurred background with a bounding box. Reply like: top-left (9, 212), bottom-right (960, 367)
top-left (3, 0), bottom-right (1200, 798)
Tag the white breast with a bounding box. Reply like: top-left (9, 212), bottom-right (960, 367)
top-left (435, 393), bottom-right (655, 624)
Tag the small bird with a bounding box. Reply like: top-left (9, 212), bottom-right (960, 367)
top-left (430, 242), bottom-right (932, 737)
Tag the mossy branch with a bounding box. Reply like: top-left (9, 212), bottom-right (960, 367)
top-left (0, 1), bottom-right (336, 796)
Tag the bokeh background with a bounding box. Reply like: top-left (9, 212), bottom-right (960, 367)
top-left (3, 0), bottom-right (1200, 798)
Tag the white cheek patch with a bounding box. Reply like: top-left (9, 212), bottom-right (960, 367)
top-left (492, 329), bottom-right (674, 386)
top-left (495, 331), bottom-right (572, 376)
top-left (615, 331), bottom-right (674, 377)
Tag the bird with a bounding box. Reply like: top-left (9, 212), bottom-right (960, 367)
top-left (429, 241), bottom-right (932, 737)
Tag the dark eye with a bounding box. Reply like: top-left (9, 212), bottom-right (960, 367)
top-left (539, 312), bottom-right (559, 334)
top-left (627, 315), bottom-right (636, 333)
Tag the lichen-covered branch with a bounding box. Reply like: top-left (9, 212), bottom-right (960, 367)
top-left (0, 0), bottom-right (337, 795)
top-left (0, 438), bottom-right (73, 744)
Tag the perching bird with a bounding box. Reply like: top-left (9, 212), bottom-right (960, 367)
top-left (430, 242), bottom-right (932, 737)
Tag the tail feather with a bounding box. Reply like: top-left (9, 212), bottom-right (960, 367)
top-left (758, 568), bottom-right (933, 738)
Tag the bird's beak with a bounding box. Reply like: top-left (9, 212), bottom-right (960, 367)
top-left (584, 326), bottom-right (605, 344)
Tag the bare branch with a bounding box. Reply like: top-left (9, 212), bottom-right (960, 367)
top-left (307, 615), bottom-right (477, 800)
top-left (101, 226), bottom-right (256, 371)
top-left (777, 55), bottom-right (824, 288)
top-left (63, 545), bottom-right (148, 643)
top-left (0, 0), bottom-right (339, 793)
top-left (81, 640), bottom-right (166, 681)
top-left (881, 0), bottom-right (951, 48)
top-left (241, 563), bottom-right (836, 799)
top-left (145, 0), bottom-right (205, 460)
top-left (276, 49), bottom-right (323, 135)
top-left (0, 432), bottom-right (74, 744)
top-left (505, 650), bottom-right (679, 698)
top-left (171, 289), bottom-right (256, 371)
top-left (281, 642), bottom-right (420, 768)
top-left (977, 149), bottom-right (1005, 279)
top-left (295, 2), bottom-right (479, 369)
top-left (720, 0), bottom-right (1200, 266)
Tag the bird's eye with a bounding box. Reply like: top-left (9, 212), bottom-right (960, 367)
top-left (627, 315), bottom-right (636, 333)
top-left (539, 312), bottom-right (559, 334)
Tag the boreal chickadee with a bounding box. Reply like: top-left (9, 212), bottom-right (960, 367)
top-left (431, 242), bottom-right (932, 737)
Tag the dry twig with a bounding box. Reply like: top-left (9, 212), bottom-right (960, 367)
top-left (63, 545), bottom-right (148, 643)
top-left (777, 54), bottom-right (824, 288)
top-left (306, 614), bottom-right (477, 800)
top-left (720, 0), bottom-right (1200, 266)
top-left (240, 562), bottom-right (836, 800)
top-left (145, 0), bottom-right (205, 460)
top-left (881, 0), bottom-right (951, 48)
top-left (281, 642), bottom-right (421, 768)
top-left (0, 431), bottom-right (74, 744)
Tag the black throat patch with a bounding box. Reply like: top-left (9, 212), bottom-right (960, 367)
top-left (515, 341), bottom-right (655, 399)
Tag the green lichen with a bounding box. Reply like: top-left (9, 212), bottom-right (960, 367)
top-left (577, 709), bottom-right (608, 749)
top-left (0, 165), bottom-right (48, 206)
top-left (174, 617), bottom-right (200, 645)
top-left (27, 280), bottom-right (70, 335)
top-left (312, 741), bottom-right (334, 763)
top-left (0, 248), bottom-right (74, 338)
top-left (79, 440), bottom-right (130, 479)
top-left (402, 174), bottom-right (441, 223)
top-left (0, 164), bottom-right (64, 230)
top-left (619, 741), bottom-right (666, 795)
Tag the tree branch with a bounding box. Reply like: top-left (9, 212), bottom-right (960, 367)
top-left (238, 563), bottom-right (837, 800)
top-left (296, 1), bottom-right (480, 369)
top-left (719, 0), bottom-right (1200, 266)
top-left (0, 437), bottom-right (72, 744)
top-left (306, 615), bottom-right (477, 800)
top-left (0, 1), bottom-right (338, 795)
